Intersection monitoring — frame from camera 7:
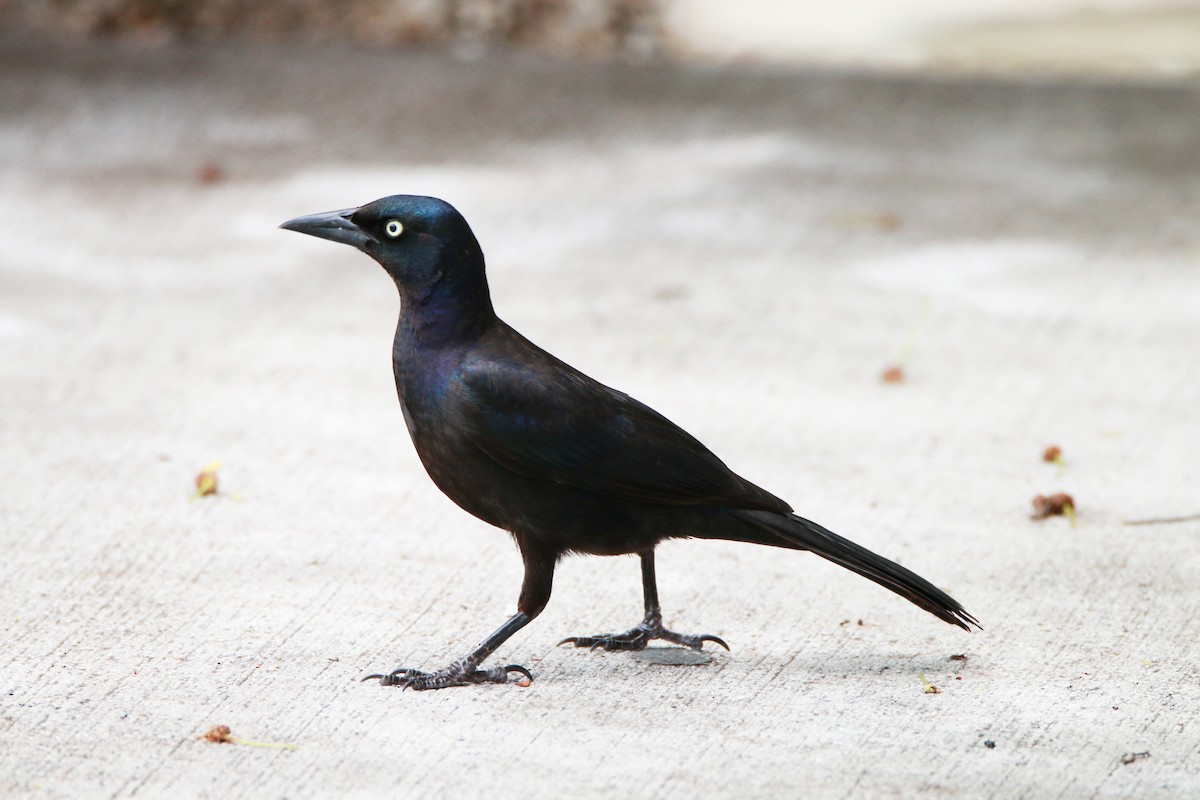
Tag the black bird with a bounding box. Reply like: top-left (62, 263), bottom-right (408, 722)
top-left (281, 195), bottom-right (978, 690)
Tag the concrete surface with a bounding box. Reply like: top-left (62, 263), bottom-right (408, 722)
top-left (1, 36), bottom-right (1199, 798)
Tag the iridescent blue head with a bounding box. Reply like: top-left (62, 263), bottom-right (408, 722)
top-left (282, 194), bottom-right (494, 339)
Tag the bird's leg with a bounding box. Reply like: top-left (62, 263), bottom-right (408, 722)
top-left (558, 550), bottom-right (729, 652)
top-left (364, 545), bottom-right (556, 690)
top-left (365, 612), bottom-right (534, 689)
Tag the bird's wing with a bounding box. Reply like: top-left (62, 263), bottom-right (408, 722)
top-left (458, 355), bottom-right (792, 512)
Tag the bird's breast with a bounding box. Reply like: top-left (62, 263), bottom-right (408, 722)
top-left (392, 340), bottom-right (459, 430)
top-left (392, 342), bottom-right (508, 523)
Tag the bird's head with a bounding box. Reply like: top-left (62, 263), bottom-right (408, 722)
top-left (281, 195), bottom-right (487, 304)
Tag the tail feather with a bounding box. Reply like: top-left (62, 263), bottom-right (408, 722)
top-left (734, 510), bottom-right (980, 631)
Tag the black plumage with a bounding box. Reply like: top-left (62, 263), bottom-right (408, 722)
top-left (281, 195), bottom-right (978, 690)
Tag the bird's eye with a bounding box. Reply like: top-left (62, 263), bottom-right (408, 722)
top-left (385, 220), bottom-right (404, 238)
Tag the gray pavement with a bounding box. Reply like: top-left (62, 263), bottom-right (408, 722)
top-left (1, 36), bottom-right (1199, 798)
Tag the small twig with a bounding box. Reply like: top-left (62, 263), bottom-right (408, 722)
top-left (880, 300), bottom-right (931, 384)
top-left (1122, 513), bottom-right (1200, 526)
top-left (228, 736), bottom-right (299, 750)
top-left (199, 724), bottom-right (297, 750)
top-left (896, 300), bottom-right (931, 368)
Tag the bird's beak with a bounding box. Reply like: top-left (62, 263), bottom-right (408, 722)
top-left (279, 207), bottom-right (370, 250)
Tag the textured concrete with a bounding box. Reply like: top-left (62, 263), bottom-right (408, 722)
top-left (1, 36), bottom-right (1199, 798)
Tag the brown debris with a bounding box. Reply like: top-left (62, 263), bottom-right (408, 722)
top-left (194, 464), bottom-right (219, 497)
top-left (197, 724), bottom-right (297, 750)
top-left (196, 161), bottom-right (224, 185)
top-left (881, 365), bottom-right (904, 383)
top-left (1042, 445), bottom-right (1062, 463)
top-left (874, 212), bottom-right (902, 231)
top-left (1032, 493), bottom-right (1075, 520)
top-left (200, 724), bottom-right (233, 744)
top-left (829, 210), bottom-right (902, 231)
top-left (948, 654), bottom-right (968, 662)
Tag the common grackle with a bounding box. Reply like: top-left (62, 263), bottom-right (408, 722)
top-left (281, 195), bottom-right (978, 690)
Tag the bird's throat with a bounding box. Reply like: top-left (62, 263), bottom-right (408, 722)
top-left (397, 281), bottom-right (496, 347)
top-left (391, 240), bottom-right (496, 346)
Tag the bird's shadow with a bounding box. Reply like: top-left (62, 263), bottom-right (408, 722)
top-left (590, 642), bottom-right (969, 678)
top-left (743, 649), bottom-right (968, 678)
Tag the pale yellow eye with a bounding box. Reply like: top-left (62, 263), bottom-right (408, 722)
top-left (385, 220), bottom-right (403, 238)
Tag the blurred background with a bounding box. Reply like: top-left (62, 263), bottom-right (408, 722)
top-left (3, 0), bottom-right (1200, 75)
top-left (2, 2), bottom-right (1198, 799)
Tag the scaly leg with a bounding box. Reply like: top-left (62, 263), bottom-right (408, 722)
top-left (364, 543), bottom-right (556, 689)
top-left (558, 550), bottom-right (728, 652)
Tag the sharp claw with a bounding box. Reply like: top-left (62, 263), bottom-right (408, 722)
top-left (561, 626), bottom-right (727, 654)
top-left (503, 664), bottom-right (533, 682)
top-left (363, 663), bottom-right (530, 690)
top-left (362, 667), bottom-right (420, 686)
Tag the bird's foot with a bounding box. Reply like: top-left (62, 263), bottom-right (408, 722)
top-left (362, 659), bottom-right (532, 690)
top-left (558, 619), bottom-right (729, 653)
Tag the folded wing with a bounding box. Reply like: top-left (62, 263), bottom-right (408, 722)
top-left (459, 357), bottom-right (792, 513)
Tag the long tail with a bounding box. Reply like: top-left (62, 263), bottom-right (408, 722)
top-left (729, 509), bottom-right (980, 631)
